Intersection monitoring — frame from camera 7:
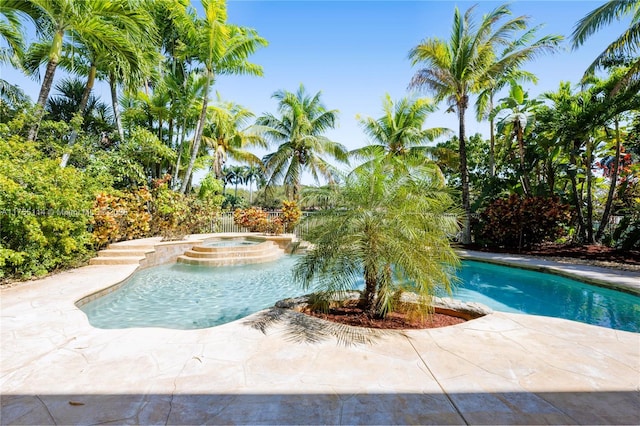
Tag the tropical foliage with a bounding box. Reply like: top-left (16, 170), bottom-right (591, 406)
top-left (408, 3), bottom-right (562, 243)
top-left (1, 0), bottom-right (639, 284)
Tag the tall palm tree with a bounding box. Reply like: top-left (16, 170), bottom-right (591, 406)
top-left (202, 95), bottom-right (265, 179)
top-left (474, 27), bottom-right (562, 178)
top-left (295, 160), bottom-right (459, 317)
top-left (222, 165), bottom-right (245, 198)
top-left (179, 0), bottom-right (267, 194)
top-left (24, 0), bottom-right (155, 142)
top-left (491, 80), bottom-right (542, 196)
top-left (243, 164), bottom-right (263, 204)
top-left (57, 3), bottom-right (156, 167)
top-left (409, 3), bottom-right (561, 244)
top-left (350, 94), bottom-right (450, 174)
top-left (572, 0), bottom-right (640, 91)
top-left (540, 76), bottom-right (638, 243)
top-left (256, 84), bottom-right (349, 201)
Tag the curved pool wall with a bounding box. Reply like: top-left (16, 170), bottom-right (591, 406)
top-left (78, 253), bottom-right (640, 332)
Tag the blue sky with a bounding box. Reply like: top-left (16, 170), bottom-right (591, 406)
top-left (1, 1), bottom-right (630, 177)
top-left (213, 0), bottom-right (629, 154)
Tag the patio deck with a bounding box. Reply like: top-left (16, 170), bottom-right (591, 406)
top-left (1, 249), bottom-right (638, 425)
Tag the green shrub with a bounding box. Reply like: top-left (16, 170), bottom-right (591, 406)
top-left (479, 195), bottom-right (571, 250)
top-left (0, 137), bottom-right (97, 279)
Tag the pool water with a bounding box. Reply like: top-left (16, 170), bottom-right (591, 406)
top-left (203, 239), bottom-right (260, 247)
top-left (447, 261), bottom-right (639, 332)
top-left (80, 258), bottom-right (640, 332)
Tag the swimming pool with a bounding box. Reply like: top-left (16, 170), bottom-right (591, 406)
top-left (79, 257), bottom-right (640, 332)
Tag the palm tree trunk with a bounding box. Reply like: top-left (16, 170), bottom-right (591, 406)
top-left (28, 32), bottom-right (62, 142)
top-left (517, 125), bottom-right (531, 196)
top-left (61, 64), bottom-right (97, 168)
top-left (458, 101), bottom-right (471, 244)
top-left (585, 140), bottom-right (594, 243)
top-left (173, 118), bottom-right (187, 189)
top-left (180, 71), bottom-right (211, 194)
top-left (545, 157), bottom-right (555, 196)
top-left (109, 72), bottom-right (125, 142)
top-left (489, 117), bottom-right (496, 177)
top-left (568, 141), bottom-right (586, 241)
top-left (359, 264), bottom-right (378, 314)
top-left (596, 118), bottom-right (621, 242)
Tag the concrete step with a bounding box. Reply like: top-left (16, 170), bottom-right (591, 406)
top-left (107, 243), bottom-right (157, 251)
top-left (97, 249), bottom-right (153, 257)
top-left (89, 256), bottom-right (144, 265)
top-left (183, 247), bottom-right (278, 259)
top-left (176, 251), bottom-right (283, 267)
top-left (191, 241), bottom-right (276, 254)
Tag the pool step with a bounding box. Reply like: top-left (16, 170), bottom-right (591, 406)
top-left (89, 256), bottom-right (148, 265)
top-left (89, 243), bottom-right (156, 266)
top-left (177, 240), bottom-right (284, 266)
top-left (176, 250), bottom-right (283, 266)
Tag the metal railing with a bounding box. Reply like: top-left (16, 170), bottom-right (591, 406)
top-left (211, 211), bottom-right (312, 239)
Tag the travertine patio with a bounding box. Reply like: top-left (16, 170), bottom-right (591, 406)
top-left (1, 248), bottom-right (639, 425)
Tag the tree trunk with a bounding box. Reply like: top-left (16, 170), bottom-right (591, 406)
top-left (458, 100), bottom-right (471, 244)
top-left (545, 157), bottom-right (555, 196)
top-left (109, 72), bottom-right (125, 142)
top-left (28, 30), bottom-right (63, 142)
top-left (359, 264), bottom-right (378, 315)
top-left (180, 71), bottom-right (212, 194)
top-left (61, 64), bottom-right (97, 168)
top-left (489, 117), bottom-right (496, 178)
top-left (585, 139), bottom-right (594, 243)
top-left (568, 142), bottom-right (586, 241)
top-left (596, 118), bottom-right (621, 242)
top-left (172, 118), bottom-right (186, 189)
top-left (516, 124), bottom-right (531, 196)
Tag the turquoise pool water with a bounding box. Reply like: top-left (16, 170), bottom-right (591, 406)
top-left (80, 257), bottom-right (640, 332)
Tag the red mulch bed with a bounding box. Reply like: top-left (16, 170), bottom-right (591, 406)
top-left (303, 300), bottom-right (466, 330)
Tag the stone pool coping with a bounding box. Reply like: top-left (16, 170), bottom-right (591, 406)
top-left (1, 247), bottom-right (639, 424)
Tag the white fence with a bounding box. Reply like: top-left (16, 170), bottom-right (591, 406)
top-left (211, 211), bottom-right (311, 239)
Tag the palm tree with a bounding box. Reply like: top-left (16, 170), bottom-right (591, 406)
top-left (256, 84), bottom-right (349, 201)
top-left (409, 3), bottom-right (561, 244)
top-left (24, 0), bottom-right (155, 142)
top-left (222, 165), bottom-right (245, 198)
top-left (45, 77), bottom-right (109, 130)
top-left (295, 160), bottom-right (460, 318)
top-left (243, 165), bottom-right (263, 204)
top-left (350, 94), bottom-right (450, 174)
top-left (167, 71), bottom-right (207, 188)
top-left (57, 3), bottom-right (156, 167)
top-left (202, 95), bottom-right (265, 179)
top-left (572, 0), bottom-right (640, 92)
top-left (0, 1), bottom-right (37, 65)
top-left (179, 0), bottom-right (267, 194)
top-left (540, 76), bottom-right (639, 243)
top-left (491, 80), bottom-right (542, 196)
top-left (474, 27), bottom-right (562, 178)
